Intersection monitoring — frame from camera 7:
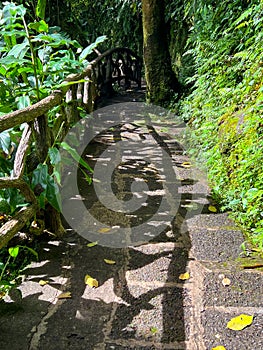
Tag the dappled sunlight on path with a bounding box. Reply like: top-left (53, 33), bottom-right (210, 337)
top-left (1, 90), bottom-right (262, 350)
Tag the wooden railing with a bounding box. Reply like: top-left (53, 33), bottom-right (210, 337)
top-left (0, 47), bottom-right (142, 248)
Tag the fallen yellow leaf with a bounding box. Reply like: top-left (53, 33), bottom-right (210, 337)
top-left (98, 227), bottom-right (111, 233)
top-left (227, 314), bottom-right (253, 331)
top-left (241, 263), bottom-right (263, 269)
top-left (84, 274), bottom-right (99, 288)
top-left (179, 272), bottom-right (190, 280)
top-left (104, 259), bottom-right (116, 265)
top-left (150, 326), bottom-right (158, 334)
top-left (222, 277), bottom-right (231, 286)
top-left (39, 280), bottom-right (49, 286)
top-left (181, 161), bottom-right (192, 168)
top-left (212, 346), bottom-right (227, 350)
top-left (208, 205), bottom-right (217, 213)
top-left (87, 241), bottom-right (98, 247)
top-left (57, 291), bottom-right (72, 299)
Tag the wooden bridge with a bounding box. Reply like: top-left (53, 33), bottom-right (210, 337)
top-left (0, 47), bottom-right (142, 248)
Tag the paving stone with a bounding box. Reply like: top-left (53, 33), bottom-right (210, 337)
top-left (202, 310), bottom-right (263, 350)
top-left (186, 213), bottom-right (238, 230)
top-left (189, 228), bottom-right (244, 262)
top-left (109, 286), bottom-right (191, 344)
top-left (37, 299), bottom-right (112, 350)
top-left (127, 248), bottom-right (190, 283)
top-left (203, 270), bottom-right (263, 308)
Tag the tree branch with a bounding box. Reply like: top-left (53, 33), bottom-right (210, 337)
top-left (0, 205), bottom-right (37, 249)
top-left (0, 91), bottom-right (63, 132)
top-left (13, 124), bottom-right (32, 178)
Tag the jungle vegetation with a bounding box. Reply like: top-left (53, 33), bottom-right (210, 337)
top-left (178, 0), bottom-right (263, 251)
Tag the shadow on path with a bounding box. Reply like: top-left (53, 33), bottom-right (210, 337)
top-left (0, 93), bottom-right (213, 350)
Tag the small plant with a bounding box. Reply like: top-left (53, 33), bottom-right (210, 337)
top-left (0, 1), bottom-right (106, 114)
top-left (0, 245), bottom-right (38, 299)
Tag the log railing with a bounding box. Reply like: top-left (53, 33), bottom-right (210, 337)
top-left (0, 47), bottom-right (142, 248)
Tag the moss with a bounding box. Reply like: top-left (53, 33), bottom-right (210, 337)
top-left (177, 0), bottom-right (263, 251)
top-left (218, 114), bottom-right (240, 154)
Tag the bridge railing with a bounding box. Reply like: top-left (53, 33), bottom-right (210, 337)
top-left (0, 47), bottom-right (142, 248)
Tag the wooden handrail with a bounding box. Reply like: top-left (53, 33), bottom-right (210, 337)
top-left (0, 47), bottom-right (141, 131)
top-left (0, 47), bottom-right (142, 247)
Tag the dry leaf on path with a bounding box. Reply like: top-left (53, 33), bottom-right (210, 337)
top-left (179, 272), bottom-right (190, 280)
top-left (39, 280), bottom-right (49, 286)
top-left (222, 277), bottom-right (231, 286)
top-left (241, 263), bottom-right (263, 269)
top-left (104, 259), bottom-right (116, 265)
top-left (98, 227), bottom-right (111, 233)
top-left (57, 291), bottom-right (72, 299)
top-left (212, 346), bottom-right (227, 350)
top-left (84, 274), bottom-right (99, 288)
top-left (227, 314), bottom-right (253, 331)
top-left (87, 241), bottom-right (98, 247)
top-left (181, 161), bottom-right (192, 168)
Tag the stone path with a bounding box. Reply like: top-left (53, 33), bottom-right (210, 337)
top-left (0, 91), bottom-right (262, 350)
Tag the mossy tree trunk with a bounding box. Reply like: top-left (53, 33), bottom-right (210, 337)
top-left (142, 0), bottom-right (180, 105)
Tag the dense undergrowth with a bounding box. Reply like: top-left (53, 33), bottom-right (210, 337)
top-left (179, 0), bottom-right (263, 250)
top-left (0, 1), bottom-right (102, 297)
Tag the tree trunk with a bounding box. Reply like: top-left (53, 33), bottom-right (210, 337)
top-left (142, 0), bottom-right (180, 105)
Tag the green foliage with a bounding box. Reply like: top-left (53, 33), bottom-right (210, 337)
top-left (0, 126), bottom-right (27, 214)
top-left (0, 2), bottom-right (104, 216)
top-left (0, 1), bottom-right (106, 114)
top-left (179, 0), bottom-right (263, 250)
top-left (36, 0), bottom-right (46, 20)
top-left (60, 141), bottom-right (93, 185)
top-left (31, 163), bottom-right (61, 211)
top-left (63, 0), bottom-right (142, 53)
top-left (0, 245), bottom-right (38, 298)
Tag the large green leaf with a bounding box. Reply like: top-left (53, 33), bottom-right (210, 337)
top-left (0, 66), bottom-right (7, 76)
top-left (48, 147), bottom-right (61, 165)
top-left (16, 95), bottom-right (31, 110)
top-left (79, 35), bottom-right (107, 62)
top-left (0, 56), bottom-right (28, 66)
top-left (6, 187), bottom-right (27, 214)
top-left (8, 246), bottom-right (19, 258)
top-left (38, 46), bottom-right (52, 64)
top-left (31, 163), bottom-right (48, 190)
top-left (31, 163), bottom-right (62, 211)
top-left (28, 20), bottom-right (48, 33)
top-left (60, 142), bottom-right (93, 173)
top-left (6, 41), bottom-right (29, 59)
top-left (46, 175), bottom-right (62, 212)
top-left (36, 0), bottom-right (46, 20)
top-left (2, 2), bottom-right (27, 19)
top-left (32, 33), bottom-right (75, 47)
